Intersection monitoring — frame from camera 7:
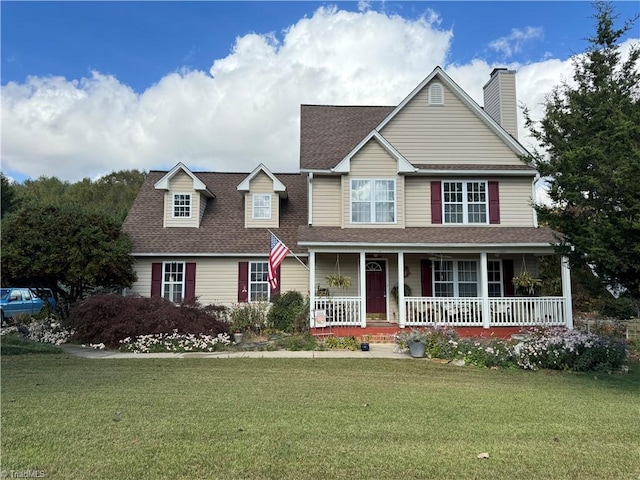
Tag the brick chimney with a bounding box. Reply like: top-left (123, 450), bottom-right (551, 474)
top-left (482, 68), bottom-right (518, 139)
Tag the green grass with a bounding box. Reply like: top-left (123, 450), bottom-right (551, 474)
top-left (0, 334), bottom-right (64, 355)
top-left (1, 355), bottom-right (639, 480)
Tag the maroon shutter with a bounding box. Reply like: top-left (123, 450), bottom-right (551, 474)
top-left (270, 266), bottom-right (281, 298)
top-left (238, 262), bottom-right (249, 303)
top-left (502, 259), bottom-right (514, 297)
top-left (185, 263), bottom-right (196, 301)
top-left (420, 260), bottom-right (433, 297)
top-left (151, 263), bottom-right (162, 297)
top-left (488, 181), bottom-right (500, 224)
top-left (431, 181), bottom-right (442, 224)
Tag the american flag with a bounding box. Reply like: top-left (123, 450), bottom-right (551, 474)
top-left (268, 233), bottom-right (289, 289)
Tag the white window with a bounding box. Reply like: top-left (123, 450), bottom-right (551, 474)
top-left (163, 262), bottom-right (184, 302)
top-left (351, 179), bottom-right (396, 223)
top-left (249, 261), bottom-right (270, 302)
top-left (429, 83), bottom-right (444, 105)
top-left (252, 194), bottom-right (271, 219)
top-left (488, 260), bottom-right (503, 297)
top-left (443, 181), bottom-right (487, 224)
top-left (173, 194), bottom-right (192, 218)
top-left (433, 260), bottom-right (478, 297)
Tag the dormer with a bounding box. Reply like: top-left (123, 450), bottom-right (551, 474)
top-left (154, 163), bottom-right (215, 228)
top-left (237, 164), bottom-right (287, 228)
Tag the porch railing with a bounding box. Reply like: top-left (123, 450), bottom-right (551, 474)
top-left (405, 296), bottom-right (567, 327)
top-left (313, 297), bottom-right (361, 326)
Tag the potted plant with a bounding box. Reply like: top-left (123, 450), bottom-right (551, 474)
top-left (512, 271), bottom-right (542, 296)
top-left (390, 283), bottom-right (412, 304)
top-left (325, 274), bottom-right (351, 291)
top-left (395, 329), bottom-right (427, 358)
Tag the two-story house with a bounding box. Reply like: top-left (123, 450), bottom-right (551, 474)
top-left (123, 66), bottom-right (573, 337)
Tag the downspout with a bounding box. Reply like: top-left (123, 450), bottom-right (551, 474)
top-left (308, 172), bottom-right (313, 225)
top-left (532, 174), bottom-right (540, 228)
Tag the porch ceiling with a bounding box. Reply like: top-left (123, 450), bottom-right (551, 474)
top-left (298, 226), bottom-right (558, 249)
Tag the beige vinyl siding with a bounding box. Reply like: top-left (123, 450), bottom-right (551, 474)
top-left (380, 80), bottom-right (521, 166)
top-left (483, 72), bottom-right (518, 138)
top-left (245, 172), bottom-right (279, 228)
top-left (164, 171), bottom-right (201, 228)
top-left (405, 177), bottom-right (431, 226)
top-left (498, 177), bottom-right (535, 226)
top-left (405, 177), bottom-right (535, 227)
top-left (312, 176), bottom-right (341, 226)
top-left (315, 253), bottom-right (360, 296)
top-left (342, 139), bottom-right (404, 228)
top-left (130, 257), bottom-right (309, 308)
top-left (199, 195), bottom-right (207, 224)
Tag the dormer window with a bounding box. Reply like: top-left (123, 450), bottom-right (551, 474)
top-left (252, 194), bottom-right (271, 219)
top-left (173, 193), bottom-right (192, 218)
top-left (429, 82), bottom-right (444, 105)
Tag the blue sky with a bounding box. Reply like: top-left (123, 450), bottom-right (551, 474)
top-left (1, 1), bottom-right (639, 182)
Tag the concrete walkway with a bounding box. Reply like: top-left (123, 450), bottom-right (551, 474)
top-left (61, 343), bottom-right (411, 360)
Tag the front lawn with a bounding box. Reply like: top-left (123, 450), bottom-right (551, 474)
top-left (1, 355), bottom-right (639, 479)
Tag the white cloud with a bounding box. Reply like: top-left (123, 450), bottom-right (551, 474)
top-left (0, 5), bottom-right (637, 183)
top-left (489, 26), bottom-right (544, 58)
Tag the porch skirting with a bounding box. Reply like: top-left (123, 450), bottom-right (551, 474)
top-left (310, 326), bottom-right (529, 343)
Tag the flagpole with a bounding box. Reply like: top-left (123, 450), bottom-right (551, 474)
top-left (268, 229), bottom-right (309, 271)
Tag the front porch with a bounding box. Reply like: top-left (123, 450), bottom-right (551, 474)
top-left (308, 251), bottom-right (573, 330)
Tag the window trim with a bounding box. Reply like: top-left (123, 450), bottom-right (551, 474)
top-left (172, 193), bottom-right (192, 219)
top-left (162, 261), bottom-right (185, 302)
top-left (432, 259), bottom-right (479, 297)
top-left (249, 261), bottom-right (270, 302)
top-left (442, 180), bottom-right (488, 225)
top-left (252, 193), bottom-right (272, 220)
top-left (350, 178), bottom-right (397, 224)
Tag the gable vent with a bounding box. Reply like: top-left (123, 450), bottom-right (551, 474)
top-left (428, 83), bottom-right (444, 105)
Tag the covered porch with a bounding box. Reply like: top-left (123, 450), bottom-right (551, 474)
top-left (308, 250), bottom-right (573, 330)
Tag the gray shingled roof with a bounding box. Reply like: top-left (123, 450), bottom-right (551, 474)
top-left (298, 226), bottom-right (558, 247)
top-left (300, 104), bottom-right (394, 170)
top-left (124, 171), bottom-right (308, 255)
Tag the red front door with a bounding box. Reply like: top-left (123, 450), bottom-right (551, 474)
top-left (366, 260), bottom-right (386, 316)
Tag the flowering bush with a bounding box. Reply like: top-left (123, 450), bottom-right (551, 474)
top-left (515, 327), bottom-right (627, 372)
top-left (0, 318), bottom-right (75, 345)
top-left (228, 302), bottom-right (269, 334)
top-left (458, 337), bottom-right (517, 368)
top-left (394, 325), bottom-right (460, 358)
top-left (119, 331), bottom-right (232, 353)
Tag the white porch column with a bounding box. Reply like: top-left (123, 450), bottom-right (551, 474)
top-left (360, 251), bottom-right (367, 328)
top-left (480, 253), bottom-right (490, 329)
top-left (309, 250), bottom-right (316, 328)
top-left (398, 251), bottom-right (406, 328)
top-left (561, 256), bottom-right (573, 329)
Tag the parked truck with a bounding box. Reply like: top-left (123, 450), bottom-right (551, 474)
top-left (0, 288), bottom-right (56, 323)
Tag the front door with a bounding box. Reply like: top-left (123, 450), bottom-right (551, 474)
top-left (366, 260), bottom-right (386, 318)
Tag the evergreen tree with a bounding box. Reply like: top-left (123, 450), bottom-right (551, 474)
top-left (524, 1), bottom-right (640, 300)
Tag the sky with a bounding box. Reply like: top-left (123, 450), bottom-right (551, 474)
top-left (1, 1), bottom-right (639, 183)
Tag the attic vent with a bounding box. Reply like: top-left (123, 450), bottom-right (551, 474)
top-left (429, 83), bottom-right (444, 105)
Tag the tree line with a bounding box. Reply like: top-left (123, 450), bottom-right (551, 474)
top-left (1, 170), bottom-right (146, 314)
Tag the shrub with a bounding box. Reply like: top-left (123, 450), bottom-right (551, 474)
top-left (70, 295), bottom-right (228, 349)
top-left (515, 327), bottom-right (627, 372)
top-left (458, 337), bottom-right (517, 368)
top-left (228, 302), bottom-right (269, 334)
top-left (600, 296), bottom-right (638, 320)
top-left (395, 326), bottom-right (459, 358)
top-left (267, 291), bottom-right (308, 333)
top-left (324, 336), bottom-right (360, 350)
top-left (119, 331), bottom-right (232, 353)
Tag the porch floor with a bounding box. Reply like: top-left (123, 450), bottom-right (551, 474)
top-left (310, 325), bottom-right (529, 343)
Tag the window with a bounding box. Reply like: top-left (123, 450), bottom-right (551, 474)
top-left (488, 260), bottom-right (503, 297)
top-left (249, 261), bottom-right (270, 302)
top-left (351, 179), bottom-right (396, 223)
top-left (429, 83), bottom-right (444, 105)
top-left (252, 194), bottom-right (271, 219)
top-left (173, 194), bottom-right (192, 218)
top-left (443, 181), bottom-right (487, 224)
top-left (433, 260), bottom-right (478, 297)
top-left (163, 262), bottom-right (184, 302)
